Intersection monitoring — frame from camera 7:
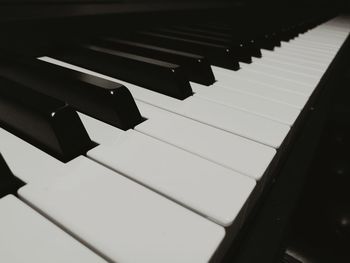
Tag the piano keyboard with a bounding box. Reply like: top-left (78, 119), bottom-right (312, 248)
top-left (0, 13), bottom-right (349, 263)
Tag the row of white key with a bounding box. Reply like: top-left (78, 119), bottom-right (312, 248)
top-left (0, 128), bottom-right (226, 262)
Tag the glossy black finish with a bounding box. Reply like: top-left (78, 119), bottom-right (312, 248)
top-left (0, 154), bottom-right (25, 198)
top-left (0, 77), bottom-right (94, 162)
top-left (132, 31), bottom-right (240, 70)
top-left (93, 37), bottom-right (216, 85)
top-left (146, 28), bottom-right (252, 63)
top-left (0, 58), bottom-right (143, 130)
top-left (55, 46), bottom-right (193, 100)
top-left (169, 25), bottom-right (262, 58)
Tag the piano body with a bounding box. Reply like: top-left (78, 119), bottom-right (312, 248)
top-left (0, 0), bottom-right (349, 262)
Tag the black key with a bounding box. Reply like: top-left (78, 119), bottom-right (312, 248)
top-left (53, 46), bottom-right (193, 100)
top-left (172, 26), bottom-right (235, 38)
top-left (187, 23), bottom-right (278, 51)
top-left (0, 58), bottom-right (143, 130)
top-left (0, 77), bottom-right (94, 162)
top-left (0, 154), bottom-right (25, 198)
top-left (92, 37), bottom-right (215, 85)
top-left (170, 26), bottom-right (262, 58)
top-left (132, 31), bottom-right (240, 70)
top-left (149, 28), bottom-right (252, 63)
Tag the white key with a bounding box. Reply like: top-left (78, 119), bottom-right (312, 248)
top-left (262, 46), bottom-right (331, 61)
top-left (180, 96), bottom-right (289, 147)
top-left (285, 39), bottom-right (340, 51)
top-left (280, 42), bottom-right (338, 55)
top-left (80, 100), bottom-right (275, 180)
top-left (0, 195), bottom-right (107, 263)
top-left (295, 38), bottom-right (341, 49)
top-left (212, 66), bottom-right (314, 96)
top-left (88, 130), bottom-right (256, 226)
top-left (266, 48), bottom-right (332, 65)
top-left (78, 112), bottom-right (124, 145)
top-left (254, 55), bottom-right (324, 75)
top-left (39, 57), bottom-right (290, 148)
top-left (0, 128), bottom-right (67, 185)
top-left (0, 126), bottom-right (226, 261)
top-left (19, 157), bottom-right (225, 263)
top-left (214, 75), bottom-right (308, 109)
top-left (259, 50), bottom-right (329, 72)
top-left (191, 82), bottom-right (300, 125)
top-left (1, 113), bottom-right (255, 226)
top-left (136, 101), bottom-right (276, 180)
top-left (239, 62), bottom-right (321, 87)
top-left (279, 46), bottom-right (337, 62)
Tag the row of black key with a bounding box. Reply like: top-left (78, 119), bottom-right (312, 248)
top-left (0, 9), bottom-right (332, 168)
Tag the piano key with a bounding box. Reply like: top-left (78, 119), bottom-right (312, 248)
top-left (294, 38), bottom-right (342, 50)
top-left (169, 26), bottom-right (262, 57)
top-left (0, 127), bottom-right (83, 185)
top-left (280, 41), bottom-right (338, 55)
top-left (147, 28), bottom-right (252, 63)
top-left (19, 157), bottom-right (226, 262)
top-left (0, 78), bottom-right (94, 162)
top-left (88, 129), bottom-right (256, 226)
top-left (0, 154), bottom-right (25, 198)
top-left (0, 57), bottom-right (143, 130)
top-left (40, 57), bottom-right (290, 148)
top-left (91, 37), bottom-right (216, 85)
top-left (185, 24), bottom-right (276, 51)
top-left (288, 39), bottom-right (340, 52)
top-left (1, 121), bottom-right (227, 261)
top-left (78, 111), bottom-right (263, 225)
top-left (304, 29), bottom-right (348, 38)
top-left (213, 75), bottom-right (308, 109)
top-left (135, 101), bottom-right (276, 180)
top-left (78, 112), bottom-right (124, 145)
top-left (291, 33), bottom-right (347, 45)
top-left (246, 50), bottom-right (324, 79)
top-left (78, 101), bottom-right (275, 180)
top-left (299, 30), bottom-right (347, 41)
top-left (212, 66), bottom-right (314, 96)
top-left (239, 62), bottom-right (321, 87)
top-left (132, 31), bottom-right (240, 70)
top-left (259, 50), bottom-right (329, 72)
top-left (54, 46), bottom-right (193, 100)
top-left (276, 43), bottom-right (342, 62)
top-left (266, 48), bottom-right (333, 65)
top-left (251, 55), bottom-right (324, 75)
top-left (265, 39), bottom-right (333, 59)
top-left (171, 25), bottom-right (234, 38)
top-left (0, 86), bottom-right (255, 226)
top-left (191, 83), bottom-right (300, 125)
top-left (0, 195), bottom-right (107, 263)
top-left (180, 96), bottom-right (290, 147)
top-left (0, 119), bottom-right (230, 260)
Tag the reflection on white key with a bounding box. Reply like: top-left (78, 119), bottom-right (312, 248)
top-left (0, 195), bottom-right (107, 263)
top-left (19, 157), bottom-right (225, 263)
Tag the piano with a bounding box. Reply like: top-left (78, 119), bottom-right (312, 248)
top-left (0, 0), bottom-right (349, 262)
